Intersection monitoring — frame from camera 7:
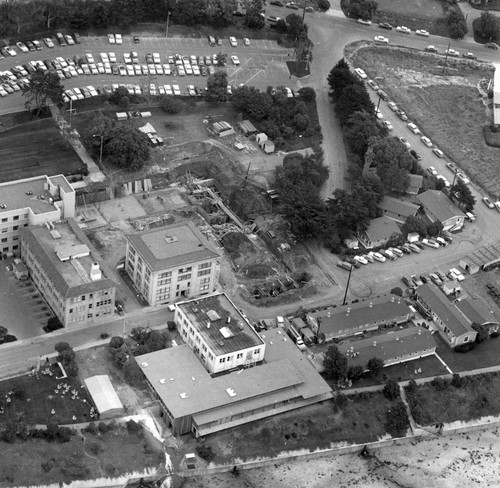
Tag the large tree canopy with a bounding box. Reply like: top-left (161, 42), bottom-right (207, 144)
top-left (104, 126), bottom-right (150, 171)
top-left (205, 70), bottom-right (229, 102)
top-left (22, 69), bottom-right (64, 117)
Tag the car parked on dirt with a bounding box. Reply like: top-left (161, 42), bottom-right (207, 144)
top-left (378, 22), bottom-right (392, 30)
top-left (374, 35), bottom-right (389, 44)
top-left (396, 26), bottom-right (411, 34)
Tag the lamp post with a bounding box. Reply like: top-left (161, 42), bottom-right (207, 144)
top-left (92, 134), bottom-right (104, 165)
top-left (342, 264), bottom-right (353, 306)
top-left (165, 10), bottom-right (171, 38)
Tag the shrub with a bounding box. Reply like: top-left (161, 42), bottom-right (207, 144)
top-left (454, 342), bottom-right (475, 353)
top-left (119, 96), bottom-right (130, 109)
top-left (385, 401), bottom-right (410, 438)
top-left (126, 419), bottom-right (142, 435)
top-left (451, 373), bottom-right (464, 388)
top-left (98, 422), bottom-right (109, 434)
top-left (318, 0), bottom-right (331, 11)
top-left (100, 332), bottom-right (110, 339)
top-left (41, 458), bottom-right (56, 473)
top-left (88, 440), bottom-right (104, 455)
top-left (44, 316), bottom-right (64, 333)
top-left (167, 321), bottom-right (177, 331)
top-left (196, 444), bottom-right (215, 462)
top-left (299, 86), bottom-right (316, 102)
top-left (85, 422), bottom-right (98, 435)
top-left (58, 426), bottom-right (73, 443)
top-left (383, 380), bottom-right (400, 401)
top-left (431, 377), bottom-right (449, 390)
top-left (109, 336), bottom-right (124, 349)
top-left (161, 96), bottom-right (183, 114)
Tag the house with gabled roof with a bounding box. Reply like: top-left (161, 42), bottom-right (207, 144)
top-left (378, 196), bottom-right (420, 224)
top-left (415, 283), bottom-right (477, 348)
top-left (417, 190), bottom-right (465, 232)
top-left (357, 216), bottom-right (402, 249)
top-left (455, 297), bottom-right (500, 335)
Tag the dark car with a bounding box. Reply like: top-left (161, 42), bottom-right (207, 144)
top-left (73, 33), bottom-right (81, 44)
top-left (397, 109), bottom-right (408, 121)
top-left (401, 275), bottom-right (412, 287)
top-left (25, 41), bottom-right (36, 51)
top-left (485, 42), bottom-right (499, 50)
top-left (379, 22), bottom-right (393, 30)
top-left (410, 149), bottom-right (422, 161)
top-left (134, 36), bottom-right (140, 44)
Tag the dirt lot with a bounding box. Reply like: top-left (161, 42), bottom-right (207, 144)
top-left (0, 118), bottom-right (83, 183)
top-left (182, 425), bottom-right (500, 488)
top-left (349, 45), bottom-right (500, 197)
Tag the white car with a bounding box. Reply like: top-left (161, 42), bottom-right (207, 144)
top-left (449, 268), bottom-right (465, 282)
top-left (399, 137), bottom-right (411, 149)
top-left (16, 42), bottom-right (28, 53)
top-left (192, 65), bottom-right (200, 75)
top-left (367, 79), bottom-right (379, 91)
top-left (383, 120), bottom-right (393, 131)
top-left (123, 52), bottom-right (131, 64)
top-left (416, 29), bottom-right (429, 37)
top-left (65, 35), bottom-right (75, 45)
top-left (149, 83), bottom-right (157, 95)
top-left (187, 85), bottom-right (196, 96)
top-left (457, 173), bottom-right (470, 184)
top-left (433, 148), bottom-right (444, 158)
top-left (357, 19), bottom-right (372, 25)
top-left (100, 52), bottom-right (109, 63)
top-left (5, 46), bottom-right (17, 56)
top-left (375, 108), bottom-right (383, 119)
top-left (126, 64), bottom-right (135, 76)
top-left (388, 101), bottom-right (398, 112)
top-left (86, 53), bottom-right (95, 64)
top-left (165, 84), bottom-right (173, 95)
top-left (231, 55), bottom-right (240, 65)
top-left (243, 38), bottom-right (250, 46)
top-left (482, 196), bottom-right (494, 209)
top-left (73, 88), bottom-right (84, 100)
top-left (153, 53), bottom-right (161, 64)
top-left (354, 68), bottom-right (367, 79)
top-left (408, 122), bottom-right (421, 134)
top-left (115, 34), bottom-right (122, 45)
top-left (108, 34), bottom-right (115, 44)
top-left (374, 35), bottom-right (389, 44)
top-left (134, 85), bottom-right (142, 95)
top-left (396, 26), bottom-right (411, 34)
top-left (184, 64), bottom-right (193, 75)
top-left (353, 255), bottom-right (368, 265)
top-left (118, 65), bottom-right (127, 76)
top-left (446, 48), bottom-right (459, 57)
top-left (427, 166), bottom-right (438, 176)
top-left (229, 36), bottom-right (237, 47)
top-left (86, 85), bottom-right (98, 97)
top-left (436, 175), bottom-right (450, 187)
top-left (43, 37), bottom-right (55, 48)
top-left (494, 201), bottom-right (500, 212)
top-left (372, 252), bottom-right (386, 262)
top-left (108, 52), bottom-right (117, 63)
top-left (173, 84), bottom-right (181, 95)
top-left (421, 136), bottom-right (432, 147)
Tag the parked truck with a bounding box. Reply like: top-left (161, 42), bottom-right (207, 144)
top-left (285, 320), bottom-right (307, 350)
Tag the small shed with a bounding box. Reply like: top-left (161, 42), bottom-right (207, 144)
top-left (256, 133), bottom-right (268, 144)
top-left (238, 120), bottom-right (258, 136)
top-left (213, 121), bottom-right (235, 137)
top-left (13, 260), bottom-right (28, 280)
top-left (84, 375), bottom-right (124, 419)
top-left (262, 140), bottom-right (275, 154)
top-left (139, 122), bottom-right (156, 135)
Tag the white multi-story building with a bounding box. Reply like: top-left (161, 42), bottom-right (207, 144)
top-left (21, 218), bottom-right (117, 327)
top-left (174, 293), bottom-right (266, 375)
top-left (0, 175), bottom-right (75, 257)
top-left (125, 222), bottom-right (220, 306)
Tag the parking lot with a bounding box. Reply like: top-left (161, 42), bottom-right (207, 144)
top-left (0, 34), bottom-right (292, 113)
top-left (0, 261), bottom-right (52, 340)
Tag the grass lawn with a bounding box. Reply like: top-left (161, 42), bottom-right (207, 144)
top-left (0, 364), bottom-right (95, 426)
top-left (202, 393), bottom-right (397, 463)
top-left (0, 425), bottom-right (163, 486)
top-left (350, 46), bottom-right (500, 197)
top-left (0, 118), bottom-right (84, 183)
top-left (375, 0), bottom-right (444, 20)
top-left (434, 332), bottom-right (500, 372)
top-left (405, 371), bottom-right (500, 425)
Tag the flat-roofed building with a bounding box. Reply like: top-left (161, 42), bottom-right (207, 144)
top-left (415, 283), bottom-right (477, 348)
top-left (339, 327), bottom-right (436, 369)
top-left (306, 295), bottom-right (412, 342)
top-left (137, 328), bottom-right (332, 437)
top-left (175, 293), bottom-right (265, 374)
top-left (20, 218), bottom-right (117, 327)
top-left (0, 174), bottom-right (75, 257)
top-left (125, 222), bottom-right (220, 306)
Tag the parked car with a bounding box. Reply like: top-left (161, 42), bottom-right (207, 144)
top-left (427, 166), bottom-right (437, 176)
top-left (416, 29), bottom-right (429, 37)
top-left (433, 148), bottom-right (444, 158)
top-left (43, 37), bottom-right (55, 48)
top-left (372, 252), bottom-right (386, 262)
top-left (457, 173), bottom-right (470, 185)
top-left (243, 38), bottom-right (250, 46)
top-left (16, 42), bottom-right (29, 53)
top-left (399, 137), bottom-right (411, 149)
top-left (396, 26), bottom-right (411, 34)
top-left (357, 19), bottom-right (372, 25)
top-left (377, 89), bottom-right (389, 100)
top-left (229, 36), bottom-right (237, 47)
top-left (367, 79), bottom-right (379, 91)
top-left (411, 275), bottom-right (424, 287)
top-left (421, 136), bottom-right (433, 147)
top-left (383, 120), bottom-right (393, 131)
top-left (422, 238), bottom-right (439, 249)
top-left (115, 34), bottom-right (123, 45)
top-left (425, 45), bottom-right (438, 53)
top-left (388, 101), bottom-right (398, 112)
top-left (408, 243), bottom-right (421, 253)
top-left (435, 237), bottom-right (449, 247)
top-left (374, 35), bottom-right (389, 44)
top-left (353, 255), bottom-right (368, 265)
top-left (337, 261), bottom-right (353, 271)
top-left (482, 196), bottom-right (494, 208)
top-left (401, 276), bottom-right (413, 287)
top-left (379, 22), bottom-right (392, 30)
top-left (494, 201), bottom-right (500, 212)
top-left (410, 149), bottom-right (421, 160)
top-left (446, 48), bottom-right (459, 57)
top-left (449, 268), bottom-right (465, 281)
top-left (429, 273), bottom-right (443, 287)
top-left (231, 55), bottom-right (240, 65)
top-left (64, 34), bottom-right (75, 45)
top-left (462, 52), bottom-right (476, 59)
top-left (354, 68), bottom-right (367, 79)
top-left (397, 109), bottom-right (408, 121)
top-left (485, 42), bottom-right (499, 50)
top-left (446, 162), bottom-right (456, 172)
top-left (408, 122), bottom-right (420, 134)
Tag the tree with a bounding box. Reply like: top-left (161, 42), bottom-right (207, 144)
top-left (476, 11), bottom-right (499, 42)
top-left (385, 401), bottom-right (410, 437)
top-left (161, 95), bottom-right (183, 114)
top-left (426, 221), bottom-right (443, 237)
top-left (450, 180), bottom-right (476, 212)
top-left (345, 0), bottom-right (378, 20)
top-left (390, 287), bottom-right (403, 297)
top-left (347, 365), bottom-right (364, 382)
top-left (243, 0), bottom-right (265, 28)
top-left (402, 215), bottom-right (427, 238)
top-left (327, 58), bottom-right (362, 101)
top-left (327, 189), bottom-right (370, 239)
top-left (286, 13), bottom-right (303, 38)
top-left (206, 70), bottom-right (228, 102)
top-left (22, 69), bottom-right (64, 117)
top-left (366, 357), bottom-right (384, 378)
top-left (0, 326), bottom-right (7, 341)
top-left (472, 323), bottom-right (490, 343)
top-left (336, 83), bottom-right (374, 125)
top-left (447, 9), bottom-right (468, 39)
top-left (318, 0), bottom-right (331, 11)
top-left (344, 110), bottom-right (386, 159)
top-left (205, 0), bottom-right (237, 28)
top-left (55, 342), bottom-right (78, 377)
top-left (109, 336), bottom-right (124, 349)
top-left (104, 126), bottom-right (150, 171)
top-left (232, 86), bottom-right (273, 121)
top-left (44, 316), bottom-right (63, 333)
top-left (383, 379), bottom-right (400, 400)
top-left (215, 52), bottom-right (228, 67)
top-left (323, 345), bottom-right (348, 381)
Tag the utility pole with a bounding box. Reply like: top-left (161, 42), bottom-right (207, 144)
top-left (342, 265), bottom-right (353, 306)
top-left (165, 11), bottom-right (171, 37)
top-left (92, 134), bottom-right (104, 165)
top-left (242, 161), bottom-right (251, 189)
top-left (442, 38), bottom-right (451, 75)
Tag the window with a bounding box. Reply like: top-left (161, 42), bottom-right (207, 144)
top-left (81, 295), bottom-right (86, 301)
top-left (254, 348), bottom-right (260, 355)
top-left (159, 271), bottom-right (172, 278)
top-left (13, 226), bottom-right (18, 231)
top-left (237, 353), bottom-right (243, 359)
top-left (199, 262), bottom-right (212, 270)
top-left (197, 269), bottom-right (211, 277)
top-left (219, 357), bottom-right (225, 363)
top-left (178, 273), bottom-right (191, 281)
top-left (1, 229), bottom-right (6, 233)
top-left (178, 266), bottom-right (192, 274)
top-left (464, 336), bottom-right (469, 342)
top-left (200, 284), bottom-right (210, 292)
top-left (13, 216), bottom-right (19, 221)
top-left (1, 238), bottom-right (6, 243)
top-left (1, 218), bottom-right (7, 223)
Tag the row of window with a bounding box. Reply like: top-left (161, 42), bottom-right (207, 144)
top-left (1, 235), bottom-right (19, 243)
top-left (1, 213), bottom-right (28, 223)
top-left (1, 223), bottom-right (28, 233)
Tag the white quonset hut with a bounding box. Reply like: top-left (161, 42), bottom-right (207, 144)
top-left (84, 375), bottom-right (124, 419)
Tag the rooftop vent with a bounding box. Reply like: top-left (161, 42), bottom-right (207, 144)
top-left (165, 235), bottom-right (178, 244)
top-left (207, 309), bottom-right (221, 321)
top-left (179, 392), bottom-right (188, 399)
top-left (207, 321), bottom-right (211, 329)
top-left (226, 387), bottom-right (237, 397)
top-left (159, 379), bottom-right (166, 384)
top-left (373, 341), bottom-right (377, 347)
top-left (227, 317), bottom-right (231, 324)
top-left (191, 377), bottom-right (196, 381)
top-left (369, 302), bottom-right (373, 308)
top-left (141, 362), bottom-right (149, 368)
top-left (219, 326), bottom-right (234, 339)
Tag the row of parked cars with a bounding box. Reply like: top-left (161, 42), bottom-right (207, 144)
top-left (1, 33), bottom-right (81, 59)
top-left (402, 267), bottom-right (465, 289)
top-left (337, 235), bottom-right (454, 271)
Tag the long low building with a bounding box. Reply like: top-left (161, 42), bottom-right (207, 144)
top-left (306, 295), bottom-right (412, 342)
top-left (339, 327), bottom-right (436, 369)
top-left (137, 328), bottom-right (333, 437)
